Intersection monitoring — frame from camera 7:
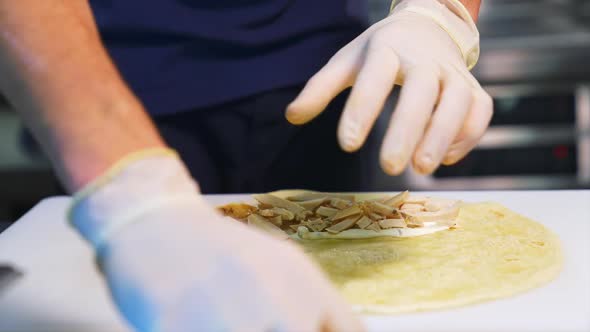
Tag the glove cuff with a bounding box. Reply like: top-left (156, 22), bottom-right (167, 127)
top-left (390, 0), bottom-right (480, 69)
top-left (68, 148), bottom-right (201, 251)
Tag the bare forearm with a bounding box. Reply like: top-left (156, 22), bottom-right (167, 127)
top-left (0, 1), bottom-right (165, 192)
top-left (457, 0), bottom-right (481, 21)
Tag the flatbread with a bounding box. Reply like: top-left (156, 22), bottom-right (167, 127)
top-left (300, 201), bottom-right (563, 314)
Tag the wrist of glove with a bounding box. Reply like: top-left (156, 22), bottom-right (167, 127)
top-left (390, 0), bottom-right (479, 69)
top-left (68, 148), bottom-right (202, 252)
top-left (68, 148), bottom-right (363, 332)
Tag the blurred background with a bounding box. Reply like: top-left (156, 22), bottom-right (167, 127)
top-left (1, 0), bottom-right (589, 231)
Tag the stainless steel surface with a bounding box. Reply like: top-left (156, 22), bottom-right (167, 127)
top-left (399, 83), bottom-right (590, 190)
top-left (577, 85), bottom-right (590, 183)
top-left (384, 0), bottom-right (590, 191)
top-left (0, 110), bottom-right (47, 171)
top-left (475, 0), bottom-right (590, 84)
top-left (405, 173), bottom-right (585, 191)
top-left (0, 108), bottom-right (62, 222)
top-left (478, 126), bottom-right (579, 149)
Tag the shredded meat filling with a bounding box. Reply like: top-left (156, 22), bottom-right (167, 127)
top-left (219, 191), bottom-right (461, 237)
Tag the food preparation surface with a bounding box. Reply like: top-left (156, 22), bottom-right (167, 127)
top-left (0, 191), bottom-right (588, 332)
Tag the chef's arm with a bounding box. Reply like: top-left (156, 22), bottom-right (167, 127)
top-left (388, 0), bottom-right (481, 20)
top-left (457, 0), bottom-right (481, 21)
top-left (0, 0), bottom-right (166, 192)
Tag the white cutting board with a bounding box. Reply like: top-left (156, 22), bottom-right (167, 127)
top-left (0, 191), bottom-right (589, 332)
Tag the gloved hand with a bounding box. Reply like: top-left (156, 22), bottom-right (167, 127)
top-left (69, 148), bottom-right (363, 332)
top-left (286, 0), bottom-right (493, 175)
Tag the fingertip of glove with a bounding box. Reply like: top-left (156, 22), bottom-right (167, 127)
top-left (380, 154), bottom-right (405, 176)
top-left (337, 121), bottom-right (363, 153)
top-left (413, 154), bottom-right (437, 175)
top-left (285, 103), bottom-right (308, 125)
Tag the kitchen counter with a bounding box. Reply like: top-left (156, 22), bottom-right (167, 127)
top-left (0, 191), bottom-right (589, 332)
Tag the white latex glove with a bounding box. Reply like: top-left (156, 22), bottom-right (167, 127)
top-left (69, 149), bottom-right (363, 332)
top-left (286, 0), bottom-right (493, 175)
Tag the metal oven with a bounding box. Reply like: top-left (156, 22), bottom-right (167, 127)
top-left (403, 83), bottom-right (590, 190)
top-left (394, 0), bottom-right (590, 190)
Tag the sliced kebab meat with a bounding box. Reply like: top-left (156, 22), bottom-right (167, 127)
top-left (219, 191), bottom-right (462, 239)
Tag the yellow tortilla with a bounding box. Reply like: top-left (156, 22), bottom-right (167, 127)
top-left (297, 200), bottom-right (563, 314)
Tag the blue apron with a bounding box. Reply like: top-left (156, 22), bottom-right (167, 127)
top-left (89, 0), bottom-right (367, 115)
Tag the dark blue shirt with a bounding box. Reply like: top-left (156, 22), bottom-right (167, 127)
top-left (89, 1), bottom-right (367, 115)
